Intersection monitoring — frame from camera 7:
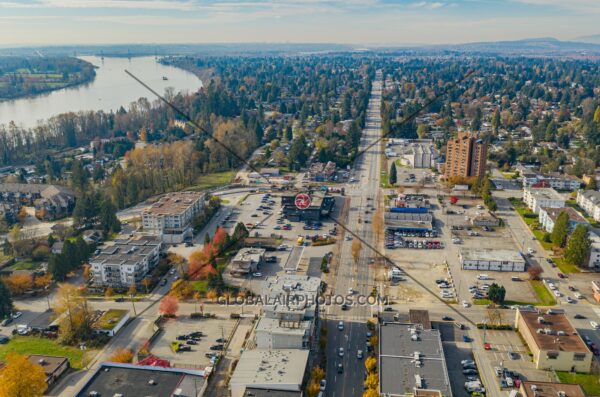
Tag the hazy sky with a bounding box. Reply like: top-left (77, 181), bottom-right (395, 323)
top-left (0, 0), bottom-right (599, 46)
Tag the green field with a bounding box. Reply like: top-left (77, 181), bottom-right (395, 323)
top-left (553, 257), bottom-right (581, 274)
top-left (189, 171), bottom-right (235, 192)
top-left (192, 280), bottom-right (209, 294)
top-left (556, 372), bottom-right (600, 396)
top-left (9, 260), bottom-right (44, 271)
top-left (529, 280), bottom-right (557, 306)
top-left (0, 336), bottom-right (89, 369)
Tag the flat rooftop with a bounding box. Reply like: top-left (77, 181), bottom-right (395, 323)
top-left (243, 388), bottom-right (302, 397)
top-left (521, 381), bottom-right (587, 397)
top-left (91, 236), bottom-right (161, 266)
top-left (255, 317), bottom-right (311, 336)
top-left (460, 248), bottom-right (525, 263)
top-left (518, 310), bottom-right (589, 352)
top-left (76, 363), bottom-right (205, 397)
top-left (527, 187), bottom-right (564, 201)
top-left (379, 322), bottom-right (452, 397)
top-left (28, 355), bottom-right (68, 375)
top-left (230, 349), bottom-right (309, 389)
top-left (143, 191), bottom-right (204, 216)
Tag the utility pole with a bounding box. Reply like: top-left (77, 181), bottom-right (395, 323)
top-left (130, 294), bottom-right (137, 316)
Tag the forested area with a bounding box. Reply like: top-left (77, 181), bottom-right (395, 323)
top-left (0, 56), bottom-right (95, 100)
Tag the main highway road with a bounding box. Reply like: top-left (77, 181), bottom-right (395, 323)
top-left (324, 70), bottom-right (383, 397)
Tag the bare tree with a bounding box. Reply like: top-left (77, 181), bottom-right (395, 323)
top-left (351, 239), bottom-right (362, 265)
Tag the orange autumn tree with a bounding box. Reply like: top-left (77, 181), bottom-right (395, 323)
top-left (188, 250), bottom-right (209, 278)
top-left (0, 353), bottom-right (47, 397)
top-left (159, 296), bottom-right (179, 316)
top-left (212, 227), bottom-right (228, 251)
top-left (109, 348), bottom-right (134, 363)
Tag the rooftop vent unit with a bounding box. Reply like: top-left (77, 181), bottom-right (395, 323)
top-left (557, 392), bottom-right (566, 397)
top-left (557, 331), bottom-right (566, 336)
top-left (537, 317), bottom-right (545, 324)
top-left (415, 374), bottom-right (423, 389)
top-left (531, 385), bottom-right (538, 391)
top-left (544, 328), bottom-right (553, 335)
top-left (148, 379), bottom-right (156, 385)
top-left (537, 329), bottom-right (544, 334)
top-left (38, 358), bottom-right (45, 364)
top-left (174, 388), bottom-right (184, 397)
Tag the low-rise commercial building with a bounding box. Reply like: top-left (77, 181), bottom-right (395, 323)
top-left (523, 187), bottom-right (565, 213)
top-left (91, 309), bottom-right (130, 337)
top-left (407, 143), bottom-right (436, 168)
top-left (255, 317), bottom-right (312, 349)
top-left (281, 194), bottom-right (335, 222)
top-left (230, 247), bottom-right (265, 275)
top-left (262, 275), bottom-right (322, 321)
top-left (76, 363), bottom-right (207, 397)
top-left (384, 212), bottom-right (433, 233)
top-left (576, 190), bottom-right (600, 222)
top-left (471, 214), bottom-right (501, 227)
top-left (142, 191), bottom-right (205, 243)
top-left (519, 381), bottom-right (587, 397)
top-left (90, 236), bottom-right (162, 288)
top-left (379, 322), bottom-right (452, 397)
top-left (229, 349), bottom-right (309, 397)
top-left (459, 249), bottom-right (526, 272)
top-left (28, 355), bottom-right (70, 386)
top-left (538, 207), bottom-right (587, 233)
top-left (515, 309), bottom-right (592, 373)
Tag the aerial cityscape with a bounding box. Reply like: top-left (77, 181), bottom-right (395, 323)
top-left (1, 1), bottom-right (600, 397)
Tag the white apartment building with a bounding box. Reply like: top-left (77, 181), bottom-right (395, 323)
top-left (538, 207), bottom-right (587, 233)
top-left (576, 190), bottom-right (600, 222)
top-left (522, 173), bottom-right (583, 191)
top-left (587, 230), bottom-right (600, 269)
top-left (523, 187), bottom-right (565, 213)
top-left (142, 191), bottom-right (205, 243)
top-left (90, 236), bottom-right (162, 288)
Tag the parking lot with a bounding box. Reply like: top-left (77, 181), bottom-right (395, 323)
top-left (215, 191), bottom-right (337, 292)
top-left (151, 314), bottom-right (236, 368)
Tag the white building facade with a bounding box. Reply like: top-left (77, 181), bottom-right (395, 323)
top-left (576, 190), bottom-right (600, 222)
top-left (523, 187), bottom-right (565, 213)
top-left (460, 249), bottom-right (526, 272)
top-left (142, 191), bottom-right (205, 243)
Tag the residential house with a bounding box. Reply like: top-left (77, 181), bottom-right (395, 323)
top-left (576, 190), bottom-right (600, 222)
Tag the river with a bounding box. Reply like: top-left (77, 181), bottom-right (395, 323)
top-left (0, 56), bottom-right (203, 128)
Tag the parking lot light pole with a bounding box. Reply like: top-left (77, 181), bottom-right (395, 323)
top-left (130, 294), bottom-right (137, 316)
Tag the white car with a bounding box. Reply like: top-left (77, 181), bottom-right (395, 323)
top-left (528, 248), bottom-right (535, 254)
top-left (11, 312), bottom-right (22, 319)
top-left (591, 321), bottom-right (599, 330)
top-left (462, 300), bottom-right (470, 308)
top-left (320, 379), bottom-right (326, 391)
top-left (252, 272), bottom-right (263, 278)
top-left (357, 350), bottom-right (364, 359)
top-left (461, 360), bottom-right (475, 366)
top-left (348, 287), bottom-right (354, 295)
top-left (338, 321), bottom-right (344, 331)
top-left (574, 292), bottom-right (583, 299)
top-left (338, 347), bottom-right (344, 357)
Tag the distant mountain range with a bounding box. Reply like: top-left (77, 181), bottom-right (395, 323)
top-left (1, 38), bottom-right (600, 57)
top-left (576, 34), bottom-right (600, 44)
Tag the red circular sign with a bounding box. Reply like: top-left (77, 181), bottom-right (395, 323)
top-left (294, 193), bottom-right (312, 210)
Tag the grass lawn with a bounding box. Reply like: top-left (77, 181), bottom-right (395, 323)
top-left (189, 171), bottom-right (234, 192)
top-left (529, 280), bottom-right (556, 306)
top-left (0, 336), bottom-right (88, 369)
top-left (192, 280), bottom-right (208, 294)
top-left (532, 229), bottom-right (553, 250)
top-left (553, 257), bottom-right (581, 274)
top-left (556, 372), bottom-right (600, 396)
top-left (10, 260), bottom-right (44, 271)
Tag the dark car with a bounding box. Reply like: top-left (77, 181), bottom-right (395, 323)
top-left (210, 344), bottom-right (224, 350)
top-left (574, 314), bottom-right (586, 319)
top-left (0, 335), bottom-right (9, 344)
top-left (176, 335), bottom-right (189, 341)
top-left (189, 331), bottom-right (204, 338)
top-left (463, 369), bottom-right (478, 375)
top-left (341, 304), bottom-right (349, 311)
top-left (442, 315), bottom-right (453, 321)
top-left (216, 338), bottom-right (227, 343)
top-left (557, 273), bottom-right (566, 279)
top-left (337, 363), bottom-right (343, 373)
top-left (186, 340), bottom-right (198, 345)
top-left (160, 279), bottom-right (167, 286)
top-left (508, 351), bottom-right (518, 360)
top-left (114, 297), bottom-right (125, 302)
top-left (178, 345), bottom-right (191, 352)
top-left (205, 352), bottom-right (219, 358)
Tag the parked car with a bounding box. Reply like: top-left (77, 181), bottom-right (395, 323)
top-left (442, 315), bottom-right (453, 321)
top-left (178, 345), bottom-right (191, 352)
top-left (320, 379), bottom-right (327, 391)
top-left (11, 312), bottom-right (22, 319)
top-left (508, 351), bottom-right (518, 360)
top-left (357, 350), bottom-right (364, 359)
top-left (216, 338), bottom-right (227, 343)
top-left (186, 340), bottom-right (198, 345)
top-left (338, 321), bottom-right (344, 331)
top-left (1, 318), bottom-right (12, 327)
top-left (338, 347), bottom-right (344, 357)
top-left (463, 369), bottom-right (478, 375)
top-left (210, 344), bottom-right (224, 350)
top-left (0, 335), bottom-right (9, 344)
top-left (574, 314), bottom-right (586, 319)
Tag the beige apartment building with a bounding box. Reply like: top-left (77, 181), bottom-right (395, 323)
top-left (444, 132), bottom-right (488, 178)
top-left (515, 309), bottom-right (592, 373)
top-left (142, 191), bottom-right (205, 243)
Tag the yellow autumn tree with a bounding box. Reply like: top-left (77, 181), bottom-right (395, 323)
top-left (0, 353), bottom-right (47, 397)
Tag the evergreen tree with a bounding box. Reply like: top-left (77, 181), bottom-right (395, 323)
top-left (565, 224), bottom-right (591, 267)
top-left (48, 254), bottom-right (69, 281)
top-left (551, 211), bottom-right (569, 248)
top-left (0, 279), bottom-right (13, 319)
top-left (491, 108), bottom-right (501, 134)
top-left (70, 160), bottom-right (89, 192)
top-left (389, 163), bottom-right (397, 185)
top-left (99, 198), bottom-right (121, 236)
